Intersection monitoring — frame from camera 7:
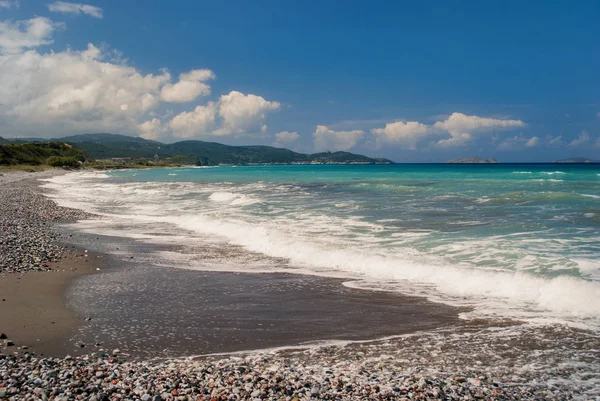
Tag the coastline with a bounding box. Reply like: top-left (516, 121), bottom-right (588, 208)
top-left (0, 251), bottom-right (99, 357)
top-left (0, 169), bottom-right (102, 356)
top-left (0, 169), bottom-right (598, 399)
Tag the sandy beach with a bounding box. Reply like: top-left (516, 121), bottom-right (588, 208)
top-left (0, 252), bottom-right (98, 357)
top-left (1, 169), bottom-right (598, 400)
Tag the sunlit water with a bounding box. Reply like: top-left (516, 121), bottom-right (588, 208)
top-left (42, 164), bottom-right (600, 331)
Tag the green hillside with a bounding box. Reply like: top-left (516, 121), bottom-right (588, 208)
top-left (0, 142), bottom-right (92, 166)
top-left (0, 134), bottom-right (393, 165)
top-left (55, 133), bottom-right (393, 165)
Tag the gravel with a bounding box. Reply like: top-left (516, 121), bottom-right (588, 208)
top-left (1, 170), bottom-right (598, 400)
top-left (0, 171), bottom-right (96, 275)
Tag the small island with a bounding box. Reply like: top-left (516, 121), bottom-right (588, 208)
top-left (446, 157), bottom-right (499, 164)
top-left (553, 158), bottom-right (600, 163)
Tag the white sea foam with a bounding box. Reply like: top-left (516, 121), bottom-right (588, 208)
top-left (151, 213), bottom-right (600, 326)
top-left (209, 192), bottom-right (238, 202)
top-left (581, 194), bottom-right (600, 199)
top-left (512, 171), bottom-right (533, 174)
top-left (41, 171), bottom-right (600, 331)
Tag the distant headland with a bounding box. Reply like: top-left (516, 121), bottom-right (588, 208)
top-left (553, 158), bottom-right (600, 163)
top-left (446, 157), bottom-right (499, 164)
top-left (0, 133), bottom-right (393, 168)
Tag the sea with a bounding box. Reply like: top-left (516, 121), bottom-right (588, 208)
top-left (43, 163), bottom-right (600, 331)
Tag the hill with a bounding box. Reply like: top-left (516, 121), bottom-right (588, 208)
top-left (0, 142), bottom-right (92, 166)
top-left (553, 158), bottom-right (600, 163)
top-left (53, 133), bottom-right (393, 165)
top-left (447, 157), bottom-right (499, 163)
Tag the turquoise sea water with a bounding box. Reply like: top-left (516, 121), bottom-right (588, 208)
top-left (44, 164), bottom-right (600, 329)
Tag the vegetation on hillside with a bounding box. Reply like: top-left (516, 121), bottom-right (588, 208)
top-left (0, 134), bottom-right (394, 166)
top-left (57, 133), bottom-right (392, 165)
top-left (0, 142), bottom-right (91, 167)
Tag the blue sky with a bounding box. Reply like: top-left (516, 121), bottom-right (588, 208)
top-left (0, 1), bottom-right (598, 161)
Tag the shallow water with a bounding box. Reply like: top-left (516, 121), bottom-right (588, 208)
top-left (43, 164), bottom-right (600, 331)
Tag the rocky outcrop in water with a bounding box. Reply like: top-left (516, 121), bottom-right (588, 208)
top-left (447, 157), bottom-right (499, 163)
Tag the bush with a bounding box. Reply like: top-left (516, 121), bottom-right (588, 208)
top-left (46, 156), bottom-right (81, 168)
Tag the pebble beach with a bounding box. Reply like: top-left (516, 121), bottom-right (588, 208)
top-left (1, 170), bottom-right (599, 400)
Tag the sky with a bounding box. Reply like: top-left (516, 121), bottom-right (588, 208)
top-left (0, 1), bottom-right (598, 162)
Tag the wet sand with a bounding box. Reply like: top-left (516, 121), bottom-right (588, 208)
top-left (1, 170), bottom-right (598, 399)
top-left (67, 265), bottom-right (463, 358)
top-left (0, 251), bottom-right (98, 356)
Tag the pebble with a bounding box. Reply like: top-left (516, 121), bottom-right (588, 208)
top-left (0, 173), bottom-right (96, 275)
top-left (1, 171), bottom-right (598, 400)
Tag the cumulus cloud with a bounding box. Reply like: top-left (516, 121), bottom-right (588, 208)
top-left (371, 121), bottom-right (432, 150)
top-left (369, 112), bottom-right (527, 149)
top-left (433, 112), bottom-right (526, 147)
top-left (273, 131), bottom-right (299, 147)
top-left (0, 17), bottom-right (62, 53)
top-left (568, 131), bottom-right (591, 147)
top-left (0, 1), bottom-right (19, 9)
top-left (160, 69), bottom-right (215, 103)
top-left (497, 135), bottom-right (539, 150)
top-left (547, 135), bottom-right (563, 146)
top-left (0, 41), bottom-right (173, 135)
top-left (168, 102), bottom-right (217, 138)
top-left (525, 136), bottom-right (539, 147)
top-left (213, 91), bottom-right (280, 136)
top-left (313, 125), bottom-right (365, 151)
top-left (48, 2), bottom-right (103, 19)
top-left (138, 118), bottom-right (167, 141)
top-left (0, 16), bottom-right (281, 141)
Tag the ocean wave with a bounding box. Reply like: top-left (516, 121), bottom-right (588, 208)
top-left (161, 213), bottom-right (600, 325)
top-left (208, 191), bottom-right (262, 206)
top-left (41, 169), bottom-right (600, 331)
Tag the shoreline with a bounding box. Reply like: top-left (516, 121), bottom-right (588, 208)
top-left (0, 169), bottom-right (102, 356)
top-left (0, 251), bottom-right (99, 357)
top-left (1, 169), bottom-right (465, 359)
top-left (0, 169), bottom-right (598, 399)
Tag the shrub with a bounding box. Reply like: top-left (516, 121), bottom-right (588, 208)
top-left (46, 156), bottom-right (81, 168)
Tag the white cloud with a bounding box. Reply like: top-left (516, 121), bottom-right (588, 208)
top-left (368, 112), bottom-right (527, 149)
top-left (547, 135), bottom-right (563, 146)
top-left (138, 118), bottom-right (166, 141)
top-left (160, 69), bottom-right (215, 103)
top-left (214, 91), bottom-right (280, 136)
top-left (0, 17), bottom-right (62, 53)
top-left (313, 125), bottom-right (365, 151)
top-left (568, 131), bottom-right (591, 147)
top-left (0, 41), bottom-right (175, 135)
top-left (525, 136), bottom-right (539, 147)
top-left (48, 2), bottom-right (103, 19)
top-left (274, 131), bottom-right (299, 142)
top-left (164, 91), bottom-right (281, 140)
top-left (273, 131), bottom-right (299, 147)
top-left (0, 1), bottom-right (19, 9)
top-left (433, 112), bottom-right (526, 147)
top-left (168, 102), bottom-right (217, 138)
top-left (498, 135), bottom-right (539, 150)
top-left (0, 16), bottom-right (281, 141)
top-left (370, 121), bottom-right (432, 150)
